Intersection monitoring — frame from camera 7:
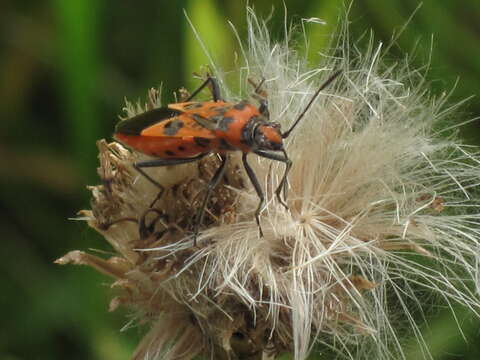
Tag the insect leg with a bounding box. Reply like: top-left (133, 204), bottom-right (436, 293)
top-left (192, 154), bottom-right (228, 245)
top-left (248, 77), bottom-right (266, 96)
top-left (248, 77), bottom-right (269, 117)
top-left (138, 208), bottom-right (168, 240)
top-left (134, 153), bottom-right (209, 207)
top-left (209, 76), bottom-right (222, 102)
top-left (187, 75), bottom-right (223, 102)
top-left (253, 149), bottom-right (292, 210)
top-left (242, 153), bottom-right (265, 237)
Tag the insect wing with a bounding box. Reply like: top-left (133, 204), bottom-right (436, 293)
top-left (115, 107), bottom-right (181, 136)
top-left (140, 113), bottom-right (215, 139)
top-left (169, 101), bottom-right (232, 118)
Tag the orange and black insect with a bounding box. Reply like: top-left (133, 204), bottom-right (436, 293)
top-left (114, 71), bottom-right (341, 245)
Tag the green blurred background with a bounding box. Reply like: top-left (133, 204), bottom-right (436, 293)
top-left (1, 0), bottom-right (479, 359)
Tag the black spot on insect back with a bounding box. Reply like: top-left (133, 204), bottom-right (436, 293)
top-left (208, 115), bottom-right (223, 128)
top-left (194, 137), bottom-right (211, 148)
top-left (211, 105), bottom-right (231, 115)
top-left (218, 117), bottom-right (234, 132)
top-left (233, 100), bottom-right (248, 111)
top-left (165, 150), bottom-right (176, 156)
top-left (184, 103), bottom-right (203, 109)
top-left (163, 120), bottom-right (184, 136)
top-left (178, 146), bottom-right (186, 151)
top-left (219, 138), bottom-right (235, 150)
top-left (192, 114), bottom-right (205, 123)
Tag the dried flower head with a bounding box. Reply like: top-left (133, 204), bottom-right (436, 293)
top-left (57, 8), bottom-right (480, 360)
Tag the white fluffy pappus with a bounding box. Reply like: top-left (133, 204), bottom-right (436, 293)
top-left (57, 7), bottom-right (480, 360)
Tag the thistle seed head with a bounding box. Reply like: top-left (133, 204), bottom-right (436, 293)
top-left (57, 8), bottom-right (480, 360)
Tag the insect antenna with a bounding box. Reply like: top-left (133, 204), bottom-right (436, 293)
top-left (281, 70), bottom-right (342, 139)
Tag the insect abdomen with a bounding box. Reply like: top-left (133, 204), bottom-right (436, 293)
top-left (114, 133), bottom-right (218, 158)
